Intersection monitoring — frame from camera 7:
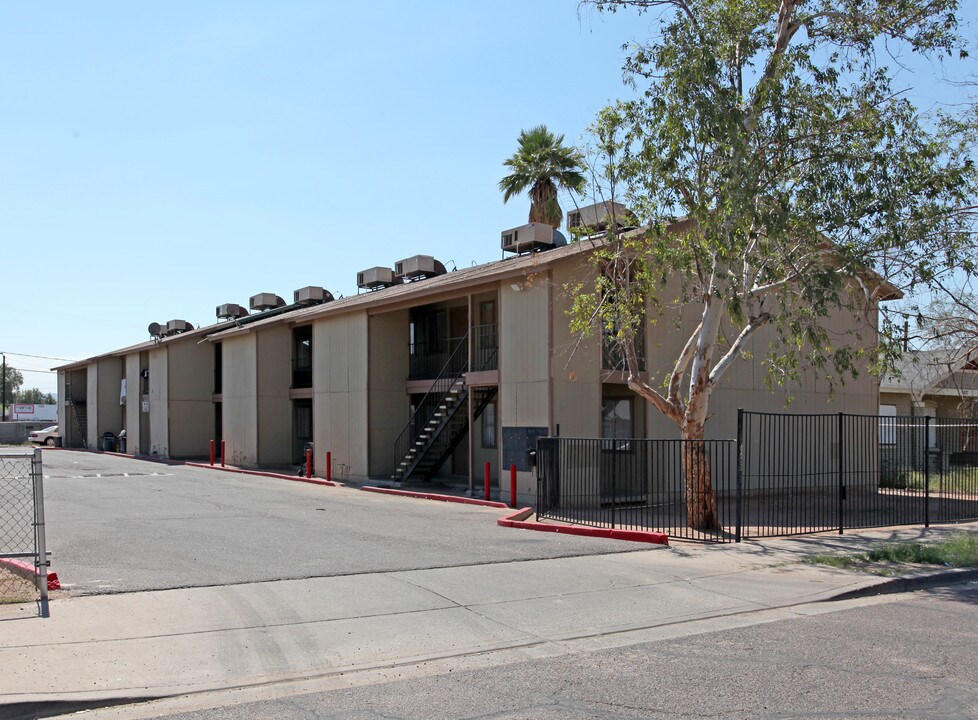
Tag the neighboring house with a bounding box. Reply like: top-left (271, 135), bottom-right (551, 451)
top-left (879, 348), bottom-right (978, 420)
top-left (55, 209), bottom-right (897, 503)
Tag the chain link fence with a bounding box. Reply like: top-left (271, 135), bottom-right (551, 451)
top-left (0, 450), bottom-right (47, 604)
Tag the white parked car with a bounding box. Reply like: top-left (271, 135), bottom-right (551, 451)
top-left (28, 425), bottom-right (60, 446)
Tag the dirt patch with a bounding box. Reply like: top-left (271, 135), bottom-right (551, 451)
top-left (0, 566), bottom-right (38, 604)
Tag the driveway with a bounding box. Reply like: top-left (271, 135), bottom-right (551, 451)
top-left (41, 450), bottom-right (647, 595)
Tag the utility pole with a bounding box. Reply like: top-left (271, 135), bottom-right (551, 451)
top-left (1, 353), bottom-right (6, 422)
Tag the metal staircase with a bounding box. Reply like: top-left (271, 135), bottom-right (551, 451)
top-left (392, 332), bottom-right (497, 483)
top-left (67, 396), bottom-right (88, 449)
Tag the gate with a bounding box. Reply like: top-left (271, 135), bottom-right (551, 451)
top-left (739, 412), bottom-right (978, 539)
top-left (0, 449), bottom-right (48, 605)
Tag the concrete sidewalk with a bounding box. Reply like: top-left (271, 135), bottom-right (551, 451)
top-left (2, 521), bottom-right (975, 711)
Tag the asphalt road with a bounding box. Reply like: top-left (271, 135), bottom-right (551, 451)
top-left (40, 450), bottom-right (646, 595)
top-left (107, 581), bottom-right (978, 720)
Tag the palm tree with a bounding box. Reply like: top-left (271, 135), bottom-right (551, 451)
top-left (499, 125), bottom-right (586, 229)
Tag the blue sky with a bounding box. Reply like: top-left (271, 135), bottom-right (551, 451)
top-left (2, 1), bottom-right (976, 395)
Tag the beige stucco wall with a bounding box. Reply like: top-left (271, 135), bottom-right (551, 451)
top-left (166, 339), bottom-right (215, 459)
top-left (125, 353), bottom-right (141, 455)
top-left (57, 371), bottom-right (67, 444)
top-left (256, 325), bottom-right (292, 466)
top-left (86, 363), bottom-right (99, 448)
top-left (148, 347), bottom-right (169, 456)
top-left (313, 312), bottom-right (368, 478)
top-left (221, 334), bottom-right (258, 466)
top-left (551, 259), bottom-right (602, 438)
top-left (500, 275), bottom-right (552, 504)
top-left (368, 310), bottom-right (410, 477)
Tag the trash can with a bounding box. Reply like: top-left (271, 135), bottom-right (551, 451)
top-left (117, 431), bottom-right (127, 454)
top-left (102, 432), bottom-right (116, 452)
top-left (53, 436), bottom-right (63, 448)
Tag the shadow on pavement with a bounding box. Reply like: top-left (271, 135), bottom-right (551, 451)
top-left (0, 698), bottom-right (162, 720)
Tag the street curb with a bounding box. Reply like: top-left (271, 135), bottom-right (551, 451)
top-left (361, 486), bottom-right (509, 508)
top-left (0, 557), bottom-right (61, 591)
top-left (497, 507), bottom-right (670, 545)
top-left (827, 566), bottom-right (978, 602)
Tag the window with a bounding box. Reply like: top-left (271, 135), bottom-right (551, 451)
top-left (292, 326), bottom-right (313, 388)
top-left (602, 397), bottom-right (633, 450)
top-left (879, 404), bottom-right (897, 445)
top-left (482, 401), bottom-right (497, 448)
top-left (479, 300), bottom-right (496, 326)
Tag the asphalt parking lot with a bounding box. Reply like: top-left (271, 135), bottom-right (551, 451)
top-left (39, 449), bottom-right (648, 595)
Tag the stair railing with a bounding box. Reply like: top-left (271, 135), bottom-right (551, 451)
top-left (66, 390), bottom-right (88, 449)
top-left (392, 332), bottom-right (471, 479)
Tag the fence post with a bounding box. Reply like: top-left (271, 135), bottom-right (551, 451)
top-left (510, 464), bottom-right (518, 509)
top-left (838, 412), bottom-right (844, 535)
top-left (32, 447), bottom-right (49, 612)
top-left (610, 441), bottom-right (617, 530)
top-left (209, 439), bottom-right (215, 466)
top-left (326, 452), bottom-right (332, 483)
top-left (924, 415), bottom-right (931, 528)
top-left (735, 409), bottom-right (743, 543)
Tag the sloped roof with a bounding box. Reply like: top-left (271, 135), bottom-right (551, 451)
top-left (882, 347), bottom-right (978, 394)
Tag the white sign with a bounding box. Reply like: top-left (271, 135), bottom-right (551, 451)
top-left (141, 399), bottom-right (150, 413)
top-left (13, 404), bottom-right (34, 414)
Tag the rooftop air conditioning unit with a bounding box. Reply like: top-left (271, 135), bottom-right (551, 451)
top-left (501, 223), bottom-right (558, 254)
top-left (394, 255), bottom-right (447, 282)
top-left (216, 303), bottom-right (249, 321)
top-left (357, 267), bottom-right (400, 291)
top-left (294, 286), bottom-right (335, 306)
top-left (249, 293), bottom-right (286, 312)
top-left (566, 201), bottom-right (635, 233)
top-left (164, 319), bottom-right (194, 336)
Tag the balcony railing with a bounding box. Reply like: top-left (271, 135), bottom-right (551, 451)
top-left (408, 324), bottom-right (498, 380)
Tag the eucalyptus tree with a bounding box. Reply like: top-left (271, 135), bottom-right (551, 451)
top-left (499, 125), bottom-right (587, 229)
top-left (572, 0), bottom-right (977, 528)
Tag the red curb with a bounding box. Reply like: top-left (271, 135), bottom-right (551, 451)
top-left (497, 507), bottom-right (669, 545)
top-left (0, 558), bottom-right (61, 591)
top-left (361, 486), bottom-right (509, 509)
top-left (185, 463), bottom-right (339, 487)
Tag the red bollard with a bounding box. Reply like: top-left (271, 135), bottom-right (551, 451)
top-left (209, 439), bottom-right (215, 466)
top-left (326, 451), bottom-right (332, 482)
top-left (220, 440), bottom-right (226, 467)
top-left (484, 462), bottom-right (491, 501)
top-left (510, 464), bottom-right (517, 508)
top-left (305, 447), bottom-right (312, 478)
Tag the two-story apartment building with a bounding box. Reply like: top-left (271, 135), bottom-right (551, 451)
top-left (57, 210), bottom-right (895, 503)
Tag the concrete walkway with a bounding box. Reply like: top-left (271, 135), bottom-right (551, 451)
top-left (2, 521), bottom-right (975, 710)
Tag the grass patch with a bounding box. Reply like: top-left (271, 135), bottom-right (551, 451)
top-left (806, 531), bottom-right (978, 573)
top-left (879, 466), bottom-right (978, 494)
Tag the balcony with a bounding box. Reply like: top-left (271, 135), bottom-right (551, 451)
top-left (408, 324), bottom-right (498, 380)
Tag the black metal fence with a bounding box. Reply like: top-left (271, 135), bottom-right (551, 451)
top-left (536, 412), bottom-right (978, 542)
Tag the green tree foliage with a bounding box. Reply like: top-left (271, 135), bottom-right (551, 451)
top-left (572, 0), bottom-right (976, 527)
top-left (2, 364), bottom-right (24, 408)
top-left (14, 388), bottom-right (57, 405)
top-left (499, 125), bottom-right (587, 229)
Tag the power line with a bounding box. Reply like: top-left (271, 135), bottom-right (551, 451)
top-left (0, 351), bottom-right (74, 362)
